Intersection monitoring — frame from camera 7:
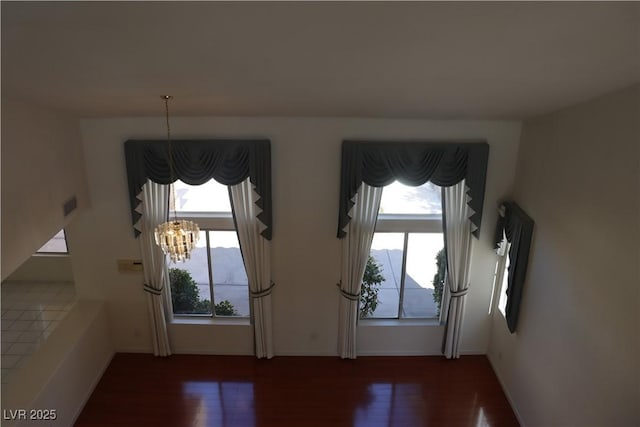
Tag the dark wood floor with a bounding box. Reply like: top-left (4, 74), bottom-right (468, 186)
top-left (75, 353), bottom-right (519, 427)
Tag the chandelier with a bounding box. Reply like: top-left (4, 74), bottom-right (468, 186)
top-left (154, 96), bottom-right (200, 263)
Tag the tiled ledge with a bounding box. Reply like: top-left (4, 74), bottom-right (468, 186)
top-left (1, 281), bottom-right (77, 384)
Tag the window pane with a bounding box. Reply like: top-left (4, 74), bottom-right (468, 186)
top-left (379, 181), bottom-right (442, 215)
top-left (169, 230), bottom-right (212, 315)
top-left (173, 179), bottom-right (231, 213)
top-left (37, 230), bottom-right (68, 253)
top-left (368, 233), bottom-right (404, 318)
top-left (403, 233), bottom-right (444, 318)
top-left (210, 231), bottom-right (249, 317)
top-left (498, 253), bottom-right (511, 316)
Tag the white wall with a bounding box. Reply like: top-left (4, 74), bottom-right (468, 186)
top-left (5, 256), bottom-right (73, 283)
top-left (1, 99), bottom-right (90, 280)
top-left (71, 116), bottom-right (521, 356)
top-left (488, 86), bottom-right (640, 426)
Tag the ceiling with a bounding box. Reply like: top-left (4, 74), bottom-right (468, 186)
top-left (2, 2), bottom-right (638, 119)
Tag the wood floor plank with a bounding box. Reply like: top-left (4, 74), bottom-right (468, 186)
top-left (75, 353), bottom-right (519, 427)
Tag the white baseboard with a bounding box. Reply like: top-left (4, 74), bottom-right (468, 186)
top-left (171, 349), bottom-right (254, 356)
top-left (356, 350), bottom-right (441, 356)
top-left (487, 355), bottom-right (526, 427)
top-left (111, 349), bottom-right (488, 357)
top-left (114, 347), bottom-right (254, 356)
top-left (272, 351), bottom-right (337, 357)
top-left (69, 350), bottom-right (115, 425)
top-left (357, 349), bottom-right (485, 356)
top-left (113, 346), bottom-right (153, 353)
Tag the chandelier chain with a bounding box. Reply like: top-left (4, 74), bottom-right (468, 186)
top-left (154, 95), bottom-right (201, 263)
top-left (163, 95), bottom-right (178, 222)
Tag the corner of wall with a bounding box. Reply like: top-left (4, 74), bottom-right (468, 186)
top-left (486, 86), bottom-right (640, 427)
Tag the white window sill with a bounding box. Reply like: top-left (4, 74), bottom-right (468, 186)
top-left (359, 318), bottom-right (443, 327)
top-left (171, 317), bottom-right (251, 326)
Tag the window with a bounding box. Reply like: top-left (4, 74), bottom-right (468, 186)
top-left (365, 181), bottom-right (444, 319)
top-left (37, 229), bottom-right (68, 254)
top-left (169, 179), bottom-right (249, 318)
top-left (490, 201), bottom-right (533, 332)
top-left (493, 232), bottom-right (511, 316)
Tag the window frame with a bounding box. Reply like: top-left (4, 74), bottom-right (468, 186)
top-left (491, 201), bottom-right (534, 333)
top-left (170, 212), bottom-right (251, 320)
top-left (366, 212), bottom-right (444, 320)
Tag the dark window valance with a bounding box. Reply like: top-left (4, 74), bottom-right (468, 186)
top-left (337, 140), bottom-right (489, 238)
top-left (494, 201), bottom-right (534, 333)
top-left (125, 139), bottom-right (272, 240)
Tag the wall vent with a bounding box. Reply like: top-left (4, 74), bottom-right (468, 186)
top-left (63, 196), bottom-right (78, 217)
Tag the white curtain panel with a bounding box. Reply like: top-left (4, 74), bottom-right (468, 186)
top-left (139, 180), bottom-right (172, 357)
top-left (230, 178), bottom-right (274, 359)
top-left (338, 183), bottom-right (383, 359)
top-left (441, 180), bottom-right (474, 359)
